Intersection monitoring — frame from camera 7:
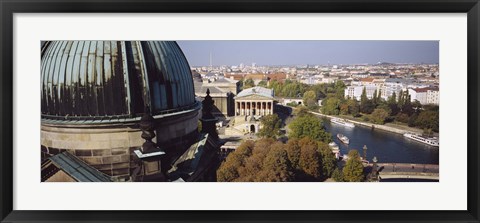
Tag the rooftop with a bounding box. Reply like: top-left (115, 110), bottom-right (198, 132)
top-left (43, 152), bottom-right (112, 182)
top-left (235, 86), bottom-right (274, 99)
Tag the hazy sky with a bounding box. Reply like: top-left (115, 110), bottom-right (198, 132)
top-left (177, 41), bottom-right (439, 66)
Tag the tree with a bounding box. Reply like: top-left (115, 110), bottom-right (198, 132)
top-left (321, 97), bottom-right (341, 115)
top-left (334, 81), bottom-right (347, 99)
top-left (257, 80), bottom-right (268, 87)
top-left (298, 137), bottom-right (322, 180)
top-left (372, 89), bottom-right (378, 106)
top-left (400, 91), bottom-right (414, 115)
top-left (339, 103), bottom-right (350, 115)
top-left (257, 142), bottom-right (293, 182)
top-left (303, 90), bottom-right (317, 109)
top-left (342, 150), bottom-right (365, 182)
top-left (414, 110), bottom-right (439, 132)
top-left (388, 91), bottom-right (397, 104)
top-left (397, 90), bottom-right (405, 108)
top-left (257, 114), bottom-right (282, 139)
top-left (285, 139), bottom-right (301, 170)
top-left (243, 78), bottom-right (255, 89)
top-left (411, 100), bottom-right (422, 114)
top-left (346, 98), bottom-right (360, 117)
top-left (294, 105), bottom-right (311, 117)
top-left (387, 92), bottom-right (399, 115)
top-left (288, 115), bottom-right (332, 143)
top-left (376, 102), bottom-right (392, 116)
top-left (318, 141), bottom-right (336, 179)
top-left (395, 112), bottom-right (410, 123)
top-left (217, 140), bottom-right (254, 182)
top-left (360, 86), bottom-right (368, 106)
top-left (370, 108), bottom-right (389, 124)
top-left (332, 168), bottom-right (344, 182)
top-left (360, 87), bottom-right (374, 114)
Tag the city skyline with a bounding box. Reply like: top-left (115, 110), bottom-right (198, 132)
top-left (177, 40), bottom-right (439, 67)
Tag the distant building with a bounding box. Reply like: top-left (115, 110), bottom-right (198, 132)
top-left (194, 77), bottom-right (239, 118)
top-left (382, 78), bottom-right (406, 100)
top-left (408, 88), bottom-right (428, 104)
top-left (344, 85), bottom-right (377, 100)
top-left (408, 87), bottom-right (439, 105)
top-left (427, 88), bottom-right (440, 105)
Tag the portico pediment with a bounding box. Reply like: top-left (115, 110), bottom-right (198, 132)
top-left (235, 94), bottom-right (273, 101)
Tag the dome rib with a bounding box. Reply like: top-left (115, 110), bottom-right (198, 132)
top-left (41, 41), bottom-right (197, 124)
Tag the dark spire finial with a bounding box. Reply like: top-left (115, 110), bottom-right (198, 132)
top-left (202, 88), bottom-right (215, 119)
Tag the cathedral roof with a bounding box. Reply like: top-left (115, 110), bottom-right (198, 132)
top-left (41, 41), bottom-right (197, 124)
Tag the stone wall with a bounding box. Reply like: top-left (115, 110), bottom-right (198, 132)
top-left (41, 108), bottom-right (201, 181)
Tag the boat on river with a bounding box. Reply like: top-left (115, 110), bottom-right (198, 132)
top-left (330, 118), bottom-right (355, 128)
top-left (328, 141), bottom-right (340, 150)
top-left (337, 133), bottom-right (350, 144)
top-left (403, 133), bottom-right (439, 147)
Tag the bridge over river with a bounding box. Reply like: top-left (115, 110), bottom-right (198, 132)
top-left (368, 163), bottom-right (439, 181)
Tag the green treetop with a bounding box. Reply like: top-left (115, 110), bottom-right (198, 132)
top-left (302, 90), bottom-right (317, 109)
top-left (257, 114), bottom-right (282, 139)
top-left (288, 115), bottom-right (332, 143)
top-left (342, 150), bottom-right (365, 182)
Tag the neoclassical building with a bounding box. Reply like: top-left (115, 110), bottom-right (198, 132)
top-left (233, 87), bottom-right (275, 133)
top-left (234, 87), bottom-right (275, 117)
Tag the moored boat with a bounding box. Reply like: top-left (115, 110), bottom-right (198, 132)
top-left (330, 118), bottom-right (355, 128)
top-left (328, 141), bottom-right (339, 150)
top-left (403, 133), bottom-right (439, 147)
top-left (337, 133), bottom-right (350, 144)
top-left (328, 142), bottom-right (341, 159)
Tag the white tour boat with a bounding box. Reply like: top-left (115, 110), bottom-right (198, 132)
top-left (330, 118), bottom-right (355, 128)
top-left (403, 133), bottom-right (439, 147)
top-left (337, 133), bottom-right (350, 144)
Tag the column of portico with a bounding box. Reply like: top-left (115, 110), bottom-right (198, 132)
top-left (245, 101), bottom-right (248, 115)
top-left (257, 102), bottom-right (260, 116)
top-left (262, 102), bottom-right (265, 116)
top-left (262, 101), bottom-right (265, 115)
top-left (268, 102), bottom-right (271, 115)
top-left (259, 102), bottom-right (262, 116)
top-left (270, 101), bottom-right (274, 114)
top-left (251, 101), bottom-right (254, 116)
top-left (263, 102), bottom-right (266, 115)
top-left (250, 101), bottom-right (253, 116)
top-left (244, 101), bottom-right (248, 116)
top-left (241, 101), bottom-right (244, 116)
top-left (235, 102), bottom-right (238, 116)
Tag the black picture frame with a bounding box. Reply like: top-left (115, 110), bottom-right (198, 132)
top-left (1, 0), bottom-right (479, 222)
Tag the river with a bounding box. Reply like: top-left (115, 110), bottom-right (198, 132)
top-left (323, 119), bottom-right (439, 165)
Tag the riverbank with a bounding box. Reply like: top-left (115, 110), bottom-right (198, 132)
top-left (310, 111), bottom-right (424, 135)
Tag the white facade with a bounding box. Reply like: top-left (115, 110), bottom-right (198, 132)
top-left (408, 88), bottom-right (428, 104)
top-left (408, 87), bottom-right (439, 105)
top-left (427, 89), bottom-right (440, 105)
top-left (382, 82), bottom-right (404, 100)
top-left (344, 85), bottom-right (377, 101)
